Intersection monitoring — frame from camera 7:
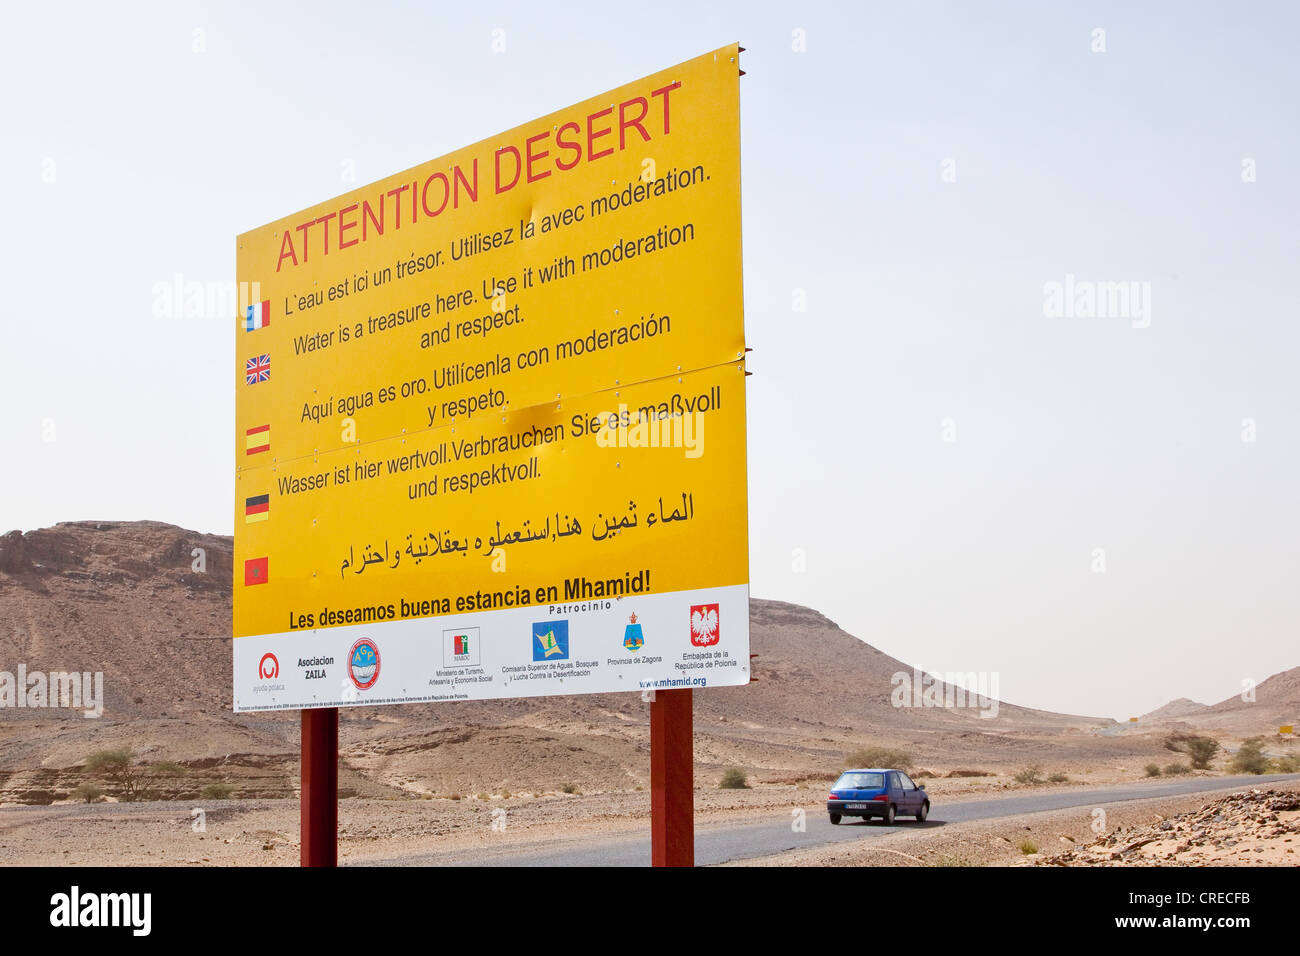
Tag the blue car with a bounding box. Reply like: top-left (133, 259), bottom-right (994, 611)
top-left (827, 768), bottom-right (929, 825)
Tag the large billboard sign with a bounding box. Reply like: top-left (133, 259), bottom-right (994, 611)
top-left (233, 44), bottom-right (749, 711)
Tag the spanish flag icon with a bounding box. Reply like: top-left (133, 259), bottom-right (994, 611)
top-left (244, 557), bottom-right (268, 586)
top-left (245, 494), bottom-right (269, 524)
top-left (245, 424), bottom-right (270, 456)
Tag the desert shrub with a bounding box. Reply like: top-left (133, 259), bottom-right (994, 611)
top-left (1230, 738), bottom-right (1269, 775)
top-left (561, 783), bottom-right (580, 794)
top-left (844, 747), bottom-right (913, 771)
top-left (1164, 734), bottom-right (1220, 770)
top-left (1048, 771), bottom-right (1069, 784)
top-left (200, 782), bottom-right (236, 800)
top-left (1014, 765), bottom-right (1044, 785)
top-left (1018, 839), bottom-right (1038, 855)
top-left (1145, 763), bottom-right (1162, 777)
top-left (719, 767), bottom-right (749, 789)
top-left (449, 793), bottom-right (462, 800)
top-left (1163, 762), bottom-right (1191, 776)
top-left (1270, 754), bottom-right (1300, 773)
top-left (477, 792), bottom-right (489, 801)
top-left (928, 854), bottom-right (980, 867)
top-left (84, 749), bottom-right (189, 801)
top-left (71, 782), bottom-right (103, 803)
top-left (500, 789), bottom-right (511, 799)
top-left (85, 748), bottom-right (145, 801)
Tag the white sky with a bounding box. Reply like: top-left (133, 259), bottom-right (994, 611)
top-left (1, 1), bottom-right (1296, 719)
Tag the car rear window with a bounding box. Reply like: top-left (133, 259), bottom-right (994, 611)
top-left (833, 772), bottom-right (884, 790)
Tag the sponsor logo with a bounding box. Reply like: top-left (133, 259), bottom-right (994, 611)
top-left (258, 652), bottom-right (279, 679)
top-left (533, 620), bottom-right (569, 661)
top-left (348, 639), bottom-right (380, 689)
top-left (299, 656), bottom-right (332, 680)
top-left (443, 627), bottom-right (481, 667)
top-left (623, 612), bottom-right (644, 652)
top-left (690, 604), bottom-right (720, 647)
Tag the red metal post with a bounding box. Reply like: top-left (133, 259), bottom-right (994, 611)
top-left (650, 688), bottom-right (694, 866)
top-left (301, 707), bottom-right (338, 867)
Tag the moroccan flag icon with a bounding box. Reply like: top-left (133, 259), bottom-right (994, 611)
top-left (244, 557), bottom-right (268, 586)
top-left (244, 494), bottom-right (269, 524)
top-left (245, 424), bottom-right (270, 455)
top-left (245, 299), bottom-right (270, 331)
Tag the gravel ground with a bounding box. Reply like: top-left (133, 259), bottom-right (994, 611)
top-left (725, 779), bottom-right (1300, 866)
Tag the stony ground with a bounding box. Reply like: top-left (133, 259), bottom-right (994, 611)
top-left (727, 779), bottom-right (1300, 867)
top-left (5, 778), bottom-right (1299, 866)
top-left (1029, 786), bottom-right (1300, 866)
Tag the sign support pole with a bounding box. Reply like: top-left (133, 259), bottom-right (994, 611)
top-left (650, 688), bottom-right (694, 866)
top-left (301, 707), bottom-right (338, 867)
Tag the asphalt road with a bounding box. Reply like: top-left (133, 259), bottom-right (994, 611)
top-left (361, 773), bottom-right (1300, 867)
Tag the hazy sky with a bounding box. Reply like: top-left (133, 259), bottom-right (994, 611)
top-left (2, 1), bottom-right (1296, 719)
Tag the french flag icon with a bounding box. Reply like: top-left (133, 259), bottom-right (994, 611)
top-left (244, 299), bottom-right (270, 331)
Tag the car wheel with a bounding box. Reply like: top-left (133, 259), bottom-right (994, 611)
top-left (880, 804), bottom-right (895, 826)
top-left (829, 813), bottom-right (841, 825)
top-left (916, 801), bottom-right (929, 822)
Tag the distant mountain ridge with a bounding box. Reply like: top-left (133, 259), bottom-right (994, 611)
top-left (0, 520), bottom-right (1293, 801)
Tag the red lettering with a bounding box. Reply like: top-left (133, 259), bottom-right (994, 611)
top-left (313, 213), bottom-right (335, 255)
top-left (619, 97), bottom-right (650, 149)
top-left (525, 130), bottom-right (552, 183)
top-left (338, 203), bottom-right (360, 249)
top-left (422, 172), bottom-right (450, 217)
top-left (453, 159), bottom-right (478, 207)
top-left (650, 81), bottom-right (680, 133)
top-left (587, 106), bottom-right (614, 161)
top-left (362, 198), bottom-right (384, 240)
top-left (295, 220), bottom-right (314, 263)
top-left (555, 122), bottom-right (582, 171)
top-left (275, 229), bottom-right (299, 272)
top-left (495, 145), bottom-right (521, 194)
top-left (386, 184), bottom-right (409, 228)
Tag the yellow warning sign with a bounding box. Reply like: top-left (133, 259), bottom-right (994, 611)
top-left (233, 45), bottom-right (749, 711)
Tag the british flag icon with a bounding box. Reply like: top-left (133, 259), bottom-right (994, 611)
top-left (245, 354), bottom-right (270, 385)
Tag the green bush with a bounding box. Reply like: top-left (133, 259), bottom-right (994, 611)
top-left (844, 747), bottom-right (913, 771)
top-left (1230, 738), bottom-right (1270, 775)
top-left (1018, 839), bottom-right (1038, 855)
top-left (1164, 734), bottom-right (1220, 770)
top-left (1014, 765), bottom-right (1044, 785)
top-left (85, 748), bottom-right (144, 800)
top-left (719, 767), bottom-right (749, 789)
top-left (71, 782), bottom-right (103, 803)
top-left (1163, 762), bottom-right (1191, 776)
top-left (84, 749), bottom-right (190, 801)
top-left (1144, 763), bottom-right (1162, 777)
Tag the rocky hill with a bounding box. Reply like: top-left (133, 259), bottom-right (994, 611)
top-left (1, 520), bottom-right (1290, 804)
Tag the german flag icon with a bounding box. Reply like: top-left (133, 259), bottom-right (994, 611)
top-left (244, 494), bottom-right (269, 524)
top-left (244, 557), bottom-right (268, 586)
